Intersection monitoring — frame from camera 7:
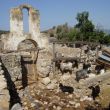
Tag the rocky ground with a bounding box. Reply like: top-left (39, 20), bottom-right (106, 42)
top-left (0, 46), bottom-right (110, 110)
top-left (19, 71), bottom-right (110, 110)
top-left (0, 70), bottom-right (110, 110)
top-left (19, 82), bottom-right (110, 110)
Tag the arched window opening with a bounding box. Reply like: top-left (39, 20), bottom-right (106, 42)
top-left (22, 8), bottom-right (29, 33)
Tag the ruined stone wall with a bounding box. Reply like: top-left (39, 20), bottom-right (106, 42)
top-left (1, 4), bottom-right (49, 50)
top-left (37, 49), bottom-right (53, 78)
top-left (10, 8), bottom-right (23, 34)
top-left (1, 54), bottom-right (22, 82)
top-left (1, 33), bottom-right (31, 50)
top-left (29, 7), bottom-right (40, 36)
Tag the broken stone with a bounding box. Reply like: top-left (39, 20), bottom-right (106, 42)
top-left (31, 103), bottom-right (36, 107)
top-left (44, 101), bottom-right (48, 105)
top-left (56, 106), bottom-right (62, 110)
top-left (11, 103), bottom-right (22, 110)
top-left (69, 101), bottom-right (76, 105)
top-left (74, 103), bottom-right (80, 108)
top-left (68, 94), bottom-right (73, 98)
top-left (60, 74), bottom-right (71, 81)
top-left (41, 77), bottom-right (51, 85)
top-left (0, 70), bottom-right (4, 75)
top-left (46, 83), bottom-right (57, 90)
top-left (80, 96), bottom-right (93, 102)
top-left (53, 105), bottom-right (56, 109)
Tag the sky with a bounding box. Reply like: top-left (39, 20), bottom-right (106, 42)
top-left (0, 0), bottom-right (110, 31)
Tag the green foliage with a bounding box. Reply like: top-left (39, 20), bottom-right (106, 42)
top-left (67, 28), bottom-right (80, 41)
top-left (0, 30), bottom-right (9, 35)
top-left (75, 11), bottom-right (95, 40)
top-left (48, 11), bottom-right (110, 45)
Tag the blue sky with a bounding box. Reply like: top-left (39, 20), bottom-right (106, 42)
top-left (0, 0), bottom-right (110, 31)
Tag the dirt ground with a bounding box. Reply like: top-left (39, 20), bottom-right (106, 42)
top-left (20, 81), bottom-right (110, 110)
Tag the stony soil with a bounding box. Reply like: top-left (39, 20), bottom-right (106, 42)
top-left (20, 81), bottom-right (110, 110)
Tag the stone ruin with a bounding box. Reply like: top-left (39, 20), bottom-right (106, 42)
top-left (0, 4), bottom-right (110, 110)
top-left (0, 4), bottom-right (52, 80)
top-left (0, 4), bottom-right (49, 50)
top-left (0, 4), bottom-right (53, 109)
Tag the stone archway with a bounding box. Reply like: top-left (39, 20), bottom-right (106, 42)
top-left (18, 39), bottom-right (38, 88)
top-left (17, 39), bottom-right (38, 50)
top-left (10, 4), bottom-right (40, 35)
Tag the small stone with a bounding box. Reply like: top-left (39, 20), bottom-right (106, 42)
top-left (80, 96), bottom-right (93, 102)
top-left (60, 101), bottom-right (65, 106)
top-left (66, 104), bottom-right (70, 107)
top-left (60, 74), bottom-right (71, 81)
top-left (68, 94), bottom-right (73, 98)
top-left (75, 103), bottom-right (80, 108)
top-left (69, 101), bottom-right (75, 105)
top-left (53, 105), bottom-right (56, 109)
top-left (34, 100), bottom-right (39, 103)
top-left (44, 101), bottom-right (48, 105)
top-left (0, 70), bottom-right (4, 74)
top-left (31, 103), bottom-right (36, 107)
top-left (41, 77), bottom-right (51, 85)
top-left (47, 83), bottom-right (56, 90)
top-left (56, 106), bottom-right (62, 110)
top-left (11, 103), bottom-right (23, 110)
top-left (23, 102), bottom-right (27, 106)
top-left (24, 107), bottom-right (28, 110)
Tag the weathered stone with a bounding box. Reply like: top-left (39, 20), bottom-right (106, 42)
top-left (0, 90), bottom-right (10, 110)
top-left (44, 101), bottom-right (48, 105)
top-left (0, 70), bottom-right (4, 75)
top-left (1, 55), bottom-right (22, 82)
top-left (60, 74), bottom-right (71, 81)
top-left (31, 103), bottom-right (36, 107)
top-left (46, 83), bottom-right (57, 90)
top-left (74, 103), bottom-right (80, 108)
top-left (11, 103), bottom-right (22, 110)
top-left (80, 96), bottom-right (93, 102)
top-left (41, 77), bottom-right (51, 85)
top-left (37, 50), bottom-right (52, 78)
top-left (69, 101), bottom-right (76, 105)
top-left (68, 94), bottom-right (73, 98)
top-left (1, 4), bottom-right (49, 50)
top-left (56, 106), bottom-right (62, 110)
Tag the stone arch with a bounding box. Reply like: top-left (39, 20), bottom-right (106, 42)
top-left (10, 4), bottom-right (40, 34)
top-left (19, 4), bottom-right (32, 11)
top-left (17, 39), bottom-right (38, 50)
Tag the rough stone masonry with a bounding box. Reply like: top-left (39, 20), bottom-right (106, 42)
top-left (0, 4), bottom-right (52, 79)
top-left (0, 4), bottom-right (49, 50)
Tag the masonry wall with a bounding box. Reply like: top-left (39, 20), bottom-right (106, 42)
top-left (10, 8), bottom-right (23, 34)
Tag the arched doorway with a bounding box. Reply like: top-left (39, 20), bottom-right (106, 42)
top-left (18, 39), bottom-right (38, 88)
